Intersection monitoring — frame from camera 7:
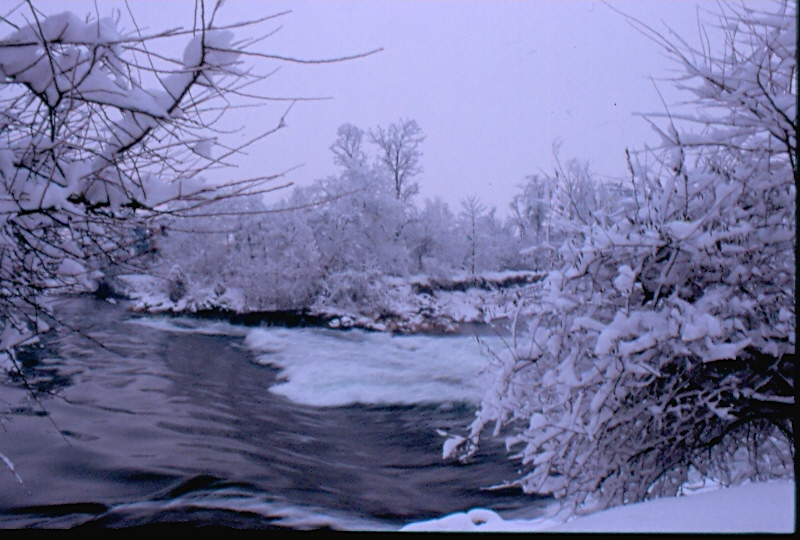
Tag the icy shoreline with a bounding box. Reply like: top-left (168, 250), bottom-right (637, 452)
top-left (102, 271), bottom-right (545, 334)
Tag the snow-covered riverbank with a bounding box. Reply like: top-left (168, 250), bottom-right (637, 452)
top-left (401, 479), bottom-right (795, 533)
top-left (107, 271), bottom-right (544, 333)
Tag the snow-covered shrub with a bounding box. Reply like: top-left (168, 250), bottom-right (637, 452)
top-left (509, 153), bottom-right (629, 272)
top-left (509, 174), bottom-right (555, 270)
top-left (312, 269), bottom-right (391, 318)
top-left (225, 209), bottom-right (322, 311)
top-left (167, 265), bottom-right (190, 303)
top-left (0, 3), bottom-right (289, 351)
top-left (403, 197), bottom-right (467, 276)
top-left (156, 195), bottom-right (323, 311)
top-left (458, 197), bottom-right (519, 274)
top-left (448, 0), bottom-right (795, 516)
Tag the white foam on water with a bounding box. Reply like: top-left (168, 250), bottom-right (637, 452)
top-left (105, 488), bottom-right (396, 531)
top-left (126, 316), bottom-right (250, 337)
top-left (244, 327), bottom-right (507, 407)
top-left (125, 315), bottom-right (510, 408)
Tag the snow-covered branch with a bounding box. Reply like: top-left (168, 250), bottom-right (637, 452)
top-left (452, 0), bottom-right (795, 517)
top-left (0, 1), bottom-right (338, 352)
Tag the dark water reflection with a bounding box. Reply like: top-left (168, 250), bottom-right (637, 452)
top-left (0, 297), bottom-right (548, 529)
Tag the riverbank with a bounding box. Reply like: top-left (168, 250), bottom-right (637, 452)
top-left (103, 271), bottom-right (545, 334)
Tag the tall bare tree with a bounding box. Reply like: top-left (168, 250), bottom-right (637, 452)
top-left (369, 118), bottom-right (425, 202)
top-left (330, 123), bottom-right (367, 170)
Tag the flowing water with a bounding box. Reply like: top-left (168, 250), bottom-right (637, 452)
top-left (0, 296), bottom-right (550, 529)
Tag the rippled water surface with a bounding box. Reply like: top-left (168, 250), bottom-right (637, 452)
top-left (0, 297), bottom-right (549, 529)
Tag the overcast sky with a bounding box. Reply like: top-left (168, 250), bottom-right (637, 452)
top-left (6, 1), bottom-right (743, 214)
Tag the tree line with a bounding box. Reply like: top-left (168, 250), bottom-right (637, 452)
top-left (150, 118), bottom-right (631, 314)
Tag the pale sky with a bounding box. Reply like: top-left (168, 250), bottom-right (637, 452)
top-left (4, 0), bottom-right (741, 214)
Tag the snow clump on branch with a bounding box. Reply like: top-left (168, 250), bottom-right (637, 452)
top-left (0, 2), bottom-right (288, 354)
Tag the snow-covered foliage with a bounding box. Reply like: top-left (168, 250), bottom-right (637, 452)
top-left (446, 0), bottom-right (795, 516)
top-left (301, 166), bottom-right (411, 279)
top-left (157, 196), bottom-right (323, 311)
top-left (509, 174), bottom-right (554, 269)
top-left (458, 196), bottom-right (521, 274)
top-left (0, 2), bottom-right (289, 352)
top-left (403, 197), bottom-right (466, 276)
top-left (142, 116), bottom-right (541, 321)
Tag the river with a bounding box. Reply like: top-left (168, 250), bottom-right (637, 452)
top-left (0, 296), bottom-right (550, 529)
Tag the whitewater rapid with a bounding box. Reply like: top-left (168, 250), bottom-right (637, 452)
top-left (129, 315), bottom-right (508, 408)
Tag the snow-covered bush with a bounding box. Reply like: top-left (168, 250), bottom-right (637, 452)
top-left (0, 2), bottom-right (291, 352)
top-left (448, 0), bottom-right (795, 516)
top-left (299, 126), bottom-right (413, 279)
top-left (510, 152), bottom-right (630, 272)
top-left (158, 194), bottom-right (323, 311)
top-left (167, 265), bottom-right (191, 303)
top-left (509, 174), bottom-right (555, 270)
top-left (312, 269), bottom-right (391, 318)
top-left (225, 208), bottom-right (322, 311)
top-left (404, 197), bottom-right (468, 277)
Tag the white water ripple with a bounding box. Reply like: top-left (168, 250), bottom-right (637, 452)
top-left (244, 327), bottom-right (507, 407)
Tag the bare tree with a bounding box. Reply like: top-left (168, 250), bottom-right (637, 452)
top-left (459, 196), bottom-right (486, 275)
top-left (330, 123), bottom-right (367, 170)
top-left (369, 118), bottom-right (425, 202)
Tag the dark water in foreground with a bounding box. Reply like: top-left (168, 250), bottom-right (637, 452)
top-left (0, 297), bottom-right (548, 529)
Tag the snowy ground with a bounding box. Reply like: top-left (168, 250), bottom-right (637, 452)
top-left (401, 479), bottom-right (795, 533)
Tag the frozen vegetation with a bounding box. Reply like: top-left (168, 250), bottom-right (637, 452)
top-left (115, 270), bottom-right (545, 333)
top-left (0, 0), bottom-right (795, 531)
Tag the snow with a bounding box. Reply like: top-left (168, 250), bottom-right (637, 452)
top-left (115, 273), bottom-right (247, 314)
top-left (117, 269), bottom-right (543, 334)
top-left (401, 480), bottom-right (795, 532)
